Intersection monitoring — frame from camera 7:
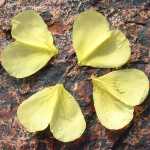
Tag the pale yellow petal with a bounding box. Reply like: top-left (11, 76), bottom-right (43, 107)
top-left (50, 84), bottom-right (86, 142)
top-left (73, 10), bottom-right (131, 68)
top-left (17, 87), bottom-right (57, 132)
top-left (11, 10), bottom-right (57, 52)
top-left (1, 42), bottom-right (54, 78)
top-left (96, 69), bottom-right (149, 106)
top-left (17, 84), bottom-right (86, 142)
top-left (92, 77), bottom-right (134, 130)
top-left (73, 10), bottom-right (110, 64)
top-left (1, 10), bottom-right (58, 78)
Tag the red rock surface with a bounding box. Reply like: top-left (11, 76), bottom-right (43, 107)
top-left (0, 0), bottom-right (149, 149)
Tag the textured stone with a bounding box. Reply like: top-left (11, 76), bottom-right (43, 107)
top-left (0, 0), bottom-right (149, 150)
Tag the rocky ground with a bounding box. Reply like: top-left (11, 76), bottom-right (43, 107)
top-left (0, 0), bottom-right (150, 149)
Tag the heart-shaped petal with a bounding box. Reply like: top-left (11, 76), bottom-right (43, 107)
top-left (17, 84), bottom-right (86, 142)
top-left (92, 69), bottom-right (149, 129)
top-left (73, 10), bottom-right (131, 68)
top-left (1, 10), bottom-right (58, 78)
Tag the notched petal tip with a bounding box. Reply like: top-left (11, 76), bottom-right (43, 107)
top-left (2, 10), bottom-right (58, 78)
top-left (92, 69), bottom-right (149, 130)
top-left (17, 84), bottom-right (86, 142)
top-left (73, 10), bottom-right (131, 68)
